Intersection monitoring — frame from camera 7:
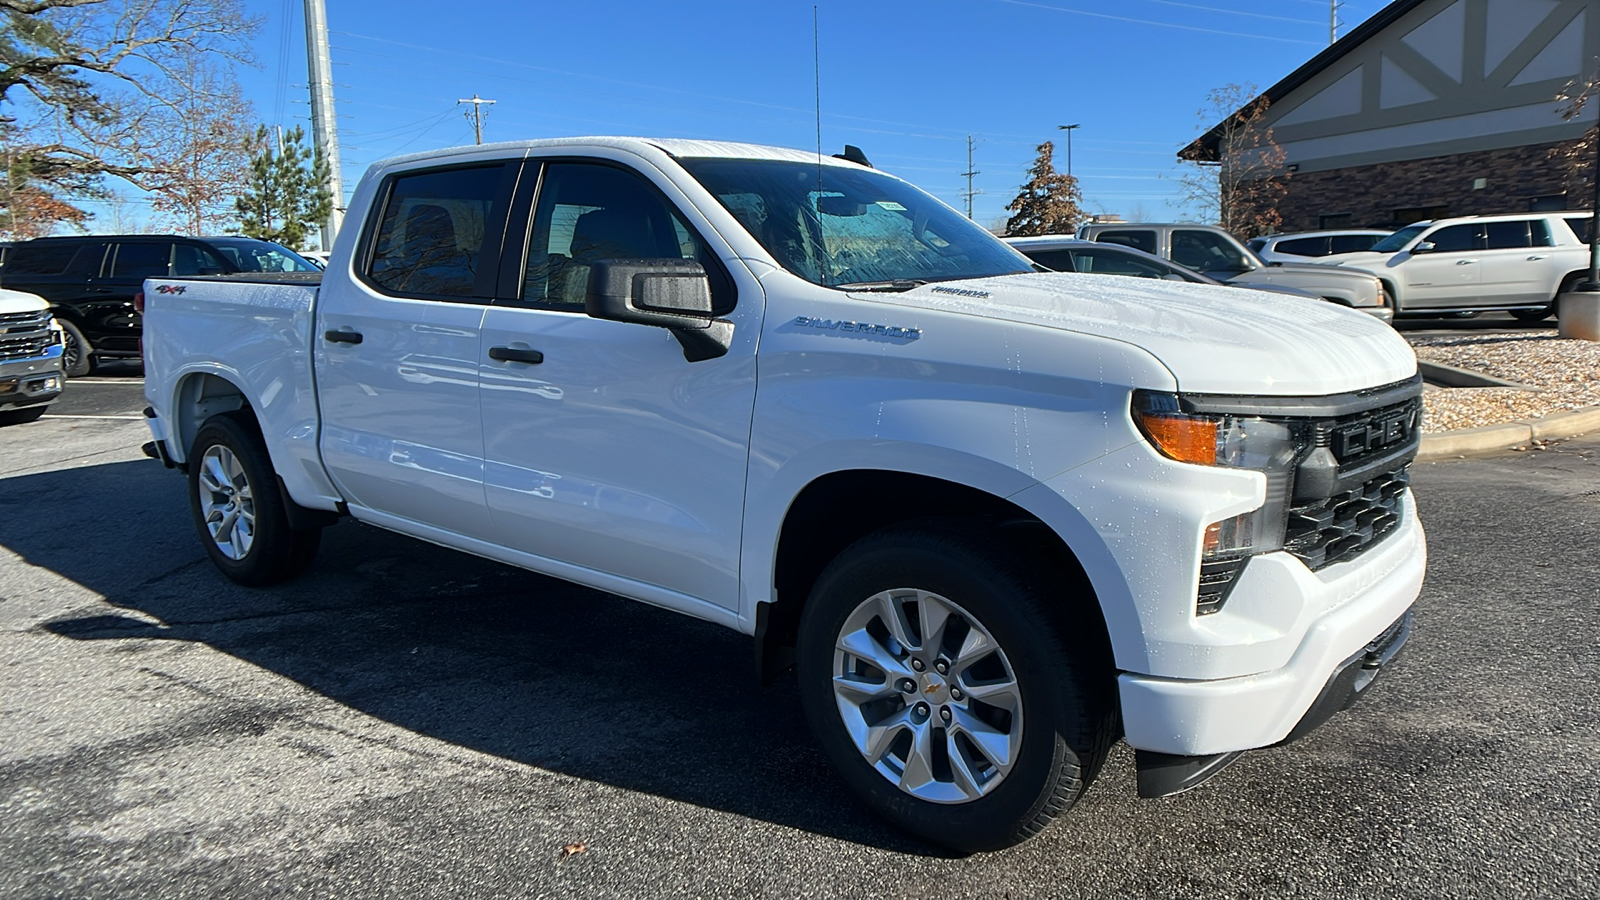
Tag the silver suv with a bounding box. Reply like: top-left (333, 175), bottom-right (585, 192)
top-left (1319, 213), bottom-right (1593, 320)
top-left (1076, 223), bottom-right (1392, 322)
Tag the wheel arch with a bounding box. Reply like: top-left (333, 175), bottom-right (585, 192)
top-left (169, 369), bottom-right (252, 463)
top-left (756, 469), bottom-right (1114, 683)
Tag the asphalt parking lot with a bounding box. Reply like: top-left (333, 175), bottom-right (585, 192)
top-left (1, 372), bottom-right (1596, 898)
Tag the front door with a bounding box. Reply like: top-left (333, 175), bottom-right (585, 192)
top-left (316, 159), bottom-right (521, 538)
top-left (477, 159), bottom-right (762, 612)
top-left (1398, 223), bottom-right (1481, 311)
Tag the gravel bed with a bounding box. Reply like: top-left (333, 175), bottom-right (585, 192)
top-left (1407, 332), bottom-right (1600, 432)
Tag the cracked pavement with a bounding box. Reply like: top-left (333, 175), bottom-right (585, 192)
top-left (1, 379), bottom-right (1596, 898)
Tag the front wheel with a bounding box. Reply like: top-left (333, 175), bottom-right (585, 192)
top-left (188, 412), bottom-right (321, 586)
top-left (58, 320), bottom-right (94, 378)
top-left (795, 522), bottom-right (1117, 852)
top-left (0, 405), bottom-right (47, 426)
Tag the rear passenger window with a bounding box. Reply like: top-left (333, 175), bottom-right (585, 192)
top-left (1276, 237), bottom-right (1327, 256)
top-left (111, 243), bottom-right (173, 278)
top-left (368, 164), bottom-right (513, 299)
top-left (1095, 230), bottom-right (1158, 255)
top-left (173, 244), bottom-right (226, 276)
top-left (1484, 221), bottom-right (1533, 250)
top-left (1330, 234), bottom-right (1380, 254)
top-left (1024, 249), bottom-right (1076, 272)
top-left (1564, 217), bottom-right (1593, 244)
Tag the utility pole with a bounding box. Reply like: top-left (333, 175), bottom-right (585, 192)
top-left (1330, 0), bottom-right (1343, 45)
top-left (960, 134), bottom-right (981, 219)
top-left (1057, 123), bottom-right (1081, 177)
top-left (458, 95), bottom-right (497, 146)
top-left (303, 0), bottom-right (344, 250)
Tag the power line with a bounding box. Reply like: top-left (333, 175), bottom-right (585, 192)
top-left (987, 0), bottom-right (1324, 46)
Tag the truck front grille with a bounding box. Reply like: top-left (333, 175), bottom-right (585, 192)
top-left (1284, 467), bottom-right (1409, 571)
top-left (0, 310), bottom-right (53, 362)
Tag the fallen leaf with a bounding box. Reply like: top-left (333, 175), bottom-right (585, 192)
top-left (558, 842), bottom-right (588, 859)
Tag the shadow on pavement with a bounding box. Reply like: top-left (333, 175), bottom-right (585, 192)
top-left (6, 457), bottom-right (934, 855)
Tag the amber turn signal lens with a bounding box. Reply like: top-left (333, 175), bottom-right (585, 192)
top-left (1139, 413), bottom-right (1218, 465)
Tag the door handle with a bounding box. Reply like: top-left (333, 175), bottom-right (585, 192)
top-left (323, 330), bottom-right (363, 344)
top-left (1527, 255), bottom-right (1549, 261)
top-left (1456, 259), bottom-right (1477, 265)
top-left (489, 346), bottom-right (544, 364)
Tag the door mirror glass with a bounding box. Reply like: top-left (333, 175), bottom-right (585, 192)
top-left (1411, 241), bottom-right (1436, 254)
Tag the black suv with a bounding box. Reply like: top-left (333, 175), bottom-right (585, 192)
top-left (0, 235), bottom-right (318, 376)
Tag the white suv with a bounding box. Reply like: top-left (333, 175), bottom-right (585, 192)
top-left (1249, 230), bottom-right (1391, 265)
top-left (1320, 213), bottom-right (1593, 320)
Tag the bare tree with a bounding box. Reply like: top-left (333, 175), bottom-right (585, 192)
top-left (146, 51), bottom-right (254, 234)
top-left (1177, 84), bottom-right (1291, 238)
top-left (1003, 141), bottom-right (1084, 237)
top-left (1553, 71), bottom-right (1598, 201)
top-left (0, 0), bottom-right (260, 235)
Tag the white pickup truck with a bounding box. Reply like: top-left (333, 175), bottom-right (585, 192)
top-left (141, 138), bottom-right (1426, 852)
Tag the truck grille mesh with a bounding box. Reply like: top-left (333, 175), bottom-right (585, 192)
top-left (0, 310), bottom-right (52, 362)
top-left (1284, 467), bottom-right (1409, 571)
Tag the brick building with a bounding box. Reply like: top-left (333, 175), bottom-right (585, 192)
top-left (1183, 0), bottom-right (1600, 233)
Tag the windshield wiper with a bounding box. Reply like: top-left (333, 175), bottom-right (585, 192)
top-left (832, 279), bottom-right (929, 292)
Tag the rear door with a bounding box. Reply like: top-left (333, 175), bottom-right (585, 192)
top-left (1477, 219), bottom-right (1555, 306)
top-left (475, 157), bottom-right (762, 612)
top-left (94, 240), bottom-right (174, 354)
top-left (315, 157), bottom-right (521, 538)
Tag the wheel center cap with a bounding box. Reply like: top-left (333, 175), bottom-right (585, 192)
top-left (918, 671), bottom-right (950, 704)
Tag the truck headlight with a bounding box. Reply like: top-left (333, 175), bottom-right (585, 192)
top-left (1132, 391), bottom-right (1308, 560)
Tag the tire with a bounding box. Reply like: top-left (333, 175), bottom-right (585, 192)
top-left (57, 319), bottom-right (94, 378)
top-left (1509, 306), bottom-right (1553, 322)
top-left (795, 521), bottom-right (1117, 852)
top-left (188, 412), bottom-right (321, 586)
top-left (0, 405), bottom-right (47, 426)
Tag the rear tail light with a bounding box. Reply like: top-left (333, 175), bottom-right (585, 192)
top-left (133, 290), bottom-right (145, 314)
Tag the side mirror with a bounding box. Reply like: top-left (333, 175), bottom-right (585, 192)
top-left (585, 258), bottom-right (732, 362)
top-left (1411, 241), bottom-right (1436, 254)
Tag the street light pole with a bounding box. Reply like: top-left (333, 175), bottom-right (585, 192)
top-left (1057, 123), bottom-right (1081, 177)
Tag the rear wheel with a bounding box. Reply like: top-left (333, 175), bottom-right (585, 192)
top-left (795, 522), bottom-right (1116, 852)
top-left (188, 412), bottom-right (321, 586)
top-left (58, 320), bottom-right (93, 378)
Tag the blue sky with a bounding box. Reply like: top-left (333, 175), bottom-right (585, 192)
top-left (117, 0), bottom-right (1394, 233)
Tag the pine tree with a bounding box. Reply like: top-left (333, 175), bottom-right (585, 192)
top-left (1003, 141), bottom-right (1084, 237)
top-left (234, 125), bottom-right (333, 251)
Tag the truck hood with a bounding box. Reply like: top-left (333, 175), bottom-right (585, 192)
top-left (0, 288), bottom-right (49, 313)
top-left (862, 272), bottom-right (1417, 396)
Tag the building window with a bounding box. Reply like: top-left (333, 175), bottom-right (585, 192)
top-left (1319, 213), bottom-right (1352, 230)
top-left (1394, 205), bottom-right (1450, 225)
top-left (1528, 194), bottom-right (1568, 212)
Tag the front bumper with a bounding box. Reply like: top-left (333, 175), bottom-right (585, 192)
top-left (1118, 498), bottom-right (1424, 757)
top-left (0, 352), bottom-right (64, 410)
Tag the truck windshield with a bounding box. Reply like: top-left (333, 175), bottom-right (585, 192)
top-left (1370, 225), bottom-right (1426, 254)
top-left (680, 158), bottom-right (1031, 290)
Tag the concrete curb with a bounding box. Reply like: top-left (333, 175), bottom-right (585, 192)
top-left (1419, 405), bottom-right (1600, 460)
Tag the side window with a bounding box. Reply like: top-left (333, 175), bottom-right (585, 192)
top-left (522, 162), bottom-right (730, 312)
top-left (1024, 249), bottom-right (1076, 272)
top-left (1330, 234), bottom-right (1379, 254)
top-left (1530, 220), bottom-right (1554, 247)
top-left (6, 243), bottom-right (91, 276)
top-left (367, 164), bottom-right (511, 299)
top-left (1425, 224), bottom-right (1478, 253)
top-left (110, 242), bottom-right (173, 279)
top-left (1276, 237), bottom-right (1328, 256)
top-left (1171, 230), bottom-right (1248, 273)
top-left (1094, 229), bottom-right (1158, 255)
top-left (1484, 221), bottom-right (1533, 250)
top-left (1564, 217), bottom-right (1593, 244)
top-left (1072, 248), bottom-right (1174, 279)
top-left (173, 244), bottom-right (226, 276)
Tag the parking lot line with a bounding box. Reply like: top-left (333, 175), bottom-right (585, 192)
top-left (41, 414), bottom-right (146, 420)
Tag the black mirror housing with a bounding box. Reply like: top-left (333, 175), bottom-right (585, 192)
top-left (585, 258), bottom-right (732, 361)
